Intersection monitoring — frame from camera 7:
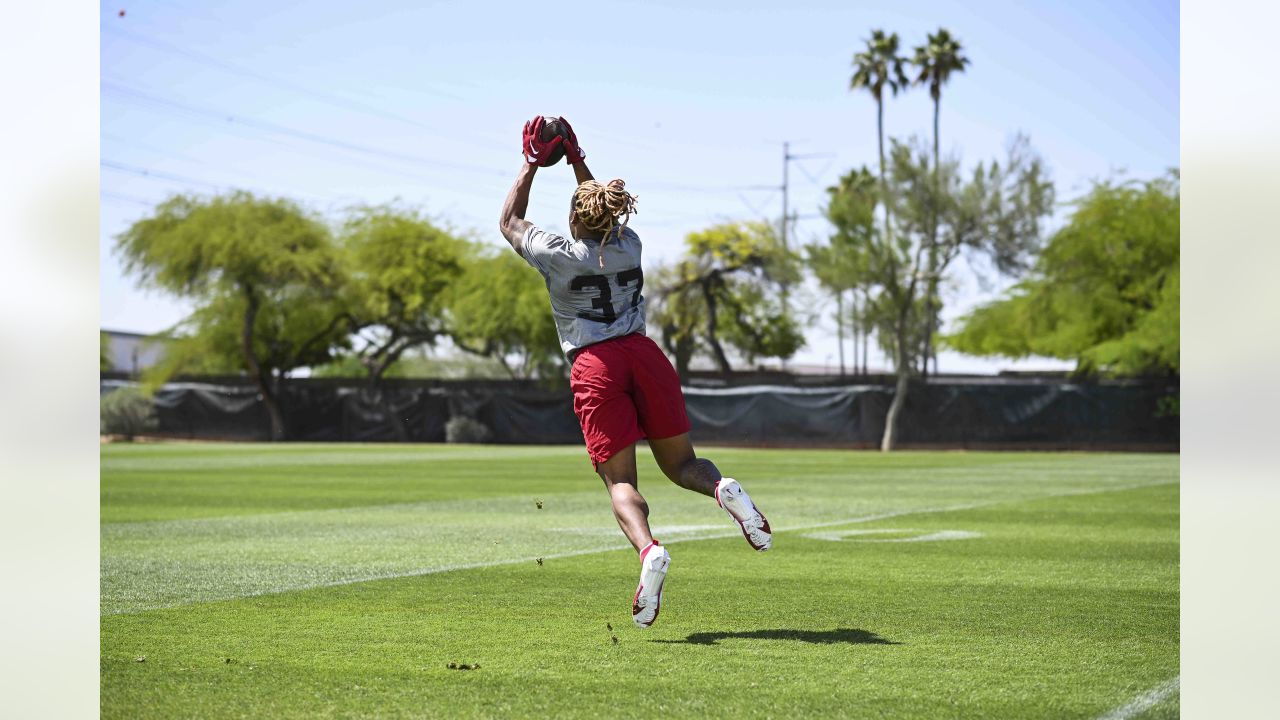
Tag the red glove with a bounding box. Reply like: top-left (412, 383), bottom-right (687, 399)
top-left (558, 116), bottom-right (586, 165)
top-left (522, 116), bottom-right (564, 166)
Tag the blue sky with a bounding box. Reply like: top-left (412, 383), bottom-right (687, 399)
top-left (100, 0), bottom-right (1178, 373)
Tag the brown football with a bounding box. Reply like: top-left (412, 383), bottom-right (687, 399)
top-left (537, 116), bottom-right (567, 166)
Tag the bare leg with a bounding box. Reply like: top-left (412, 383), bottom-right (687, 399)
top-left (596, 443), bottom-right (654, 553)
top-left (648, 433), bottom-right (720, 498)
top-left (650, 433), bottom-right (772, 551)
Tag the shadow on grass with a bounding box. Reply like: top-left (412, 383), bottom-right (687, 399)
top-left (651, 628), bottom-right (900, 646)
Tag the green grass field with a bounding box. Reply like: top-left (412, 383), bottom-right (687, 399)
top-left (101, 444), bottom-right (1179, 718)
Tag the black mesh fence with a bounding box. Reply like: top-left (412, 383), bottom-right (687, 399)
top-left (100, 375), bottom-right (1178, 450)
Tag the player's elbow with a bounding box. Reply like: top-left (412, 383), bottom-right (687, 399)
top-left (498, 218), bottom-right (524, 253)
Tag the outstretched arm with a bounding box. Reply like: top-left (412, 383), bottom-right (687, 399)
top-left (499, 162), bottom-right (537, 255)
top-left (571, 159), bottom-right (594, 185)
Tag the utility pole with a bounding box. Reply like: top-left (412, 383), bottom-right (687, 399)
top-left (779, 142), bottom-right (836, 247)
top-left (782, 141), bottom-right (789, 258)
top-left (778, 142), bottom-right (833, 307)
top-left (780, 142), bottom-right (794, 320)
top-left (776, 141), bottom-right (834, 372)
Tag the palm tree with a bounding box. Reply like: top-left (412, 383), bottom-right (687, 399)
top-left (850, 30), bottom-right (909, 243)
top-left (911, 29), bottom-right (969, 377)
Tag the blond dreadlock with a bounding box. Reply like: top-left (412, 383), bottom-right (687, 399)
top-left (572, 179), bottom-right (638, 268)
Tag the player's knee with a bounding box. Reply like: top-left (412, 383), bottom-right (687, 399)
top-left (607, 481), bottom-right (647, 512)
top-left (602, 470), bottom-right (640, 491)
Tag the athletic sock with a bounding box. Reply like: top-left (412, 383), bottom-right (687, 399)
top-left (639, 539), bottom-right (661, 561)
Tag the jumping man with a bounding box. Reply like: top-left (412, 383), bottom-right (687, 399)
top-left (498, 116), bottom-right (772, 629)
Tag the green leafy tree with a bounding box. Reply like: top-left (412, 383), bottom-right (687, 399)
top-left (339, 205), bottom-right (467, 386)
top-left (447, 248), bottom-right (563, 379)
top-left (648, 262), bottom-right (702, 376)
top-left (146, 288), bottom-right (349, 386)
top-left (910, 28), bottom-right (970, 375)
top-left (651, 221), bottom-right (804, 374)
top-left (115, 192), bottom-right (345, 440)
top-left (946, 174), bottom-right (1179, 375)
top-left (850, 29), bottom-right (910, 241)
top-left (807, 167), bottom-right (878, 375)
top-left (827, 136), bottom-right (1052, 450)
top-left (805, 243), bottom-right (855, 375)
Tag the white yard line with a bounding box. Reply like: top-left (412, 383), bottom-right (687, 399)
top-left (105, 479), bottom-right (1174, 616)
top-left (780, 480), bottom-right (1171, 532)
top-left (1097, 676), bottom-right (1179, 720)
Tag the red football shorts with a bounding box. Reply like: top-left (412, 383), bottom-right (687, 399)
top-left (569, 333), bottom-right (692, 467)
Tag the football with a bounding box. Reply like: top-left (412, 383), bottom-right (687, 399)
top-left (537, 116), bottom-right (567, 166)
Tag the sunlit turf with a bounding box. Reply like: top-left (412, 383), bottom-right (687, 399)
top-left (101, 444), bottom-right (1178, 718)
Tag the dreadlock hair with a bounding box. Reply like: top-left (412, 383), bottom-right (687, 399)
top-left (571, 179), bottom-right (638, 268)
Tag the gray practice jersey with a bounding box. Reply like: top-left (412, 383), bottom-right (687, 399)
top-left (519, 223), bottom-right (646, 357)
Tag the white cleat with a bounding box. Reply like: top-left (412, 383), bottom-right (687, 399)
top-left (632, 541), bottom-right (670, 629)
top-left (716, 478), bottom-right (772, 552)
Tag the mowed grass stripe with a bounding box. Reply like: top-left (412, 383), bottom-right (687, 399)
top-left (101, 447), bottom-right (1175, 615)
top-left (101, 444), bottom-right (592, 524)
top-left (101, 479), bottom-right (1178, 719)
top-left (102, 476), bottom-right (1172, 616)
top-left (101, 444), bottom-right (1173, 523)
top-left (101, 444), bottom-right (586, 472)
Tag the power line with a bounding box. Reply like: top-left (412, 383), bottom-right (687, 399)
top-left (105, 8), bottom-right (473, 103)
top-left (737, 190), bottom-right (780, 220)
top-left (102, 81), bottom-right (511, 180)
top-left (643, 180), bottom-right (778, 194)
top-left (780, 143), bottom-right (835, 252)
top-left (101, 191), bottom-right (158, 208)
top-left (103, 81), bottom-right (791, 207)
top-left (103, 105), bottom-right (513, 207)
top-left (793, 156), bottom-right (837, 185)
top-left (102, 90), bottom-right (809, 224)
top-left (777, 142), bottom-right (835, 359)
top-left (102, 131), bottom-right (233, 170)
top-left (101, 81), bottom-right (546, 206)
top-left (102, 156), bottom-right (562, 228)
top-left (101, 159), bottom-right (335, 205)
top-left (102, 160), bottom-right (227, 192)
top-left (102, 13), bottom-right (834, 216)
top-left (101, 23), bottom-right (504, 154)
top-left (102, 10), bottom-right (670, 166)
top-left (107, 15), bottom-right (670, 166)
